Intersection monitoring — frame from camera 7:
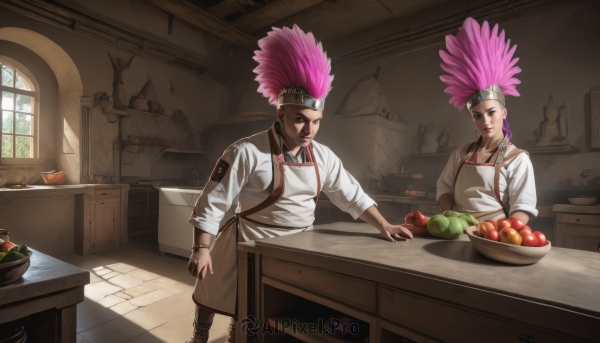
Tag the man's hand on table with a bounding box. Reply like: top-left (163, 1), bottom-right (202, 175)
top-left (379, 223), bottom-right (414, 242)
top-left (188, 249), bottom-right (213, 280)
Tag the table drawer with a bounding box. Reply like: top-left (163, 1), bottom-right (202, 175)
top-left (94, 188), bottom-right (121, 198)
top-left (262, 257), bottom-right (376, 313)
top-left (379, 286), bottom-right (567, 343)
top-left (557, 213), bottom-right (600, 226)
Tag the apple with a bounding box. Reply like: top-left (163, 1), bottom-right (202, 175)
top-left (484, 228), bottom-right (499, 241)
top-left (497, 219), bottom-right (512, 230)
top-left (521, 232), bottom-right (539, 247)
top-left (499, 228), bottom-right (522, 246)
top-left (477, 221), bottom-right (494, 237)
top-left (0, 241), bottom-right (16, 252)
top-left (405, 211), bottom-right (429, 227)
top-left (508, 216), bottom-right (525, 230)
top-left (486, 220), bottom-right (498, 230)
top-left (532, 231), bottom-right (547, 247)
top-left (519, 225), bottom-right (532, 234)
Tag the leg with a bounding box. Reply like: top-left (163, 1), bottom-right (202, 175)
top-left (226, 317), bottom-right (237, 343)
top-left (188, 306), bottom-right (215, 343)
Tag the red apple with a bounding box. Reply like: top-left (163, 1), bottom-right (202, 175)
top-left (508, 216), bottom-right (525, 230)
top-left (405, 211), bottom-right (429, 227)
top-left (497, 219), bottom-right (512, 230)
top-left (485, 220), bottom-right (498, 230)
top-left (0, 241), bottom-right (16, 252)
top-left (484, 228), bottom-right (499, 241)
top-left (521, 232), bottom-right (540, 247)
top-left (519, 225), bottom-right (532, 234)
top-left (477, 221), bottom-right (494, 237)
top-left (532, 231), bottom-right (547, 247)
top-left (499, 228), bottom-right (522, 246)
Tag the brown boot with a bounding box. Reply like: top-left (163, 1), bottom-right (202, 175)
top-left (188, 306), bottom-right (215, 343)
top-left (225, 317), bottom-right (236, 343)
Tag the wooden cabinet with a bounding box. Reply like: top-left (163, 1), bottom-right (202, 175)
top-left (91, 188), bottom-right (120, 252)
top-left (592, 86), bottom-right (600, 149)
top-left (555, 212), bottom-right (600, 253)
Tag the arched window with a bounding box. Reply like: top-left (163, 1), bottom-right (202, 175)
top-left (1, 58), bottom-right (37, 160)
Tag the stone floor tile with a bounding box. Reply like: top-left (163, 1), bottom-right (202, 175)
top-left (84, 281), bottom-right (123, 302)
top-left (110, 301), bottom-right (139, 315)
top-left (78, 315), bottom-right (148, 343)
top-left (98, 294), bottom-right (126, 308)
top-left (138, 293), bottom-right (196, 322)
top-left (76, 333), bottom-right (90, 343)
top-left (127, 269), bottom-right (160, 281)
top-left (101, 271), bottom-right (121, 279)
top-left (122, 283), bottom-right (161, 298)
top-left (106, 262), bottom-right (139, 273)
top-left (109, 274), bottom-right (145, 289)
top-left (77, 299), bottom-right (121, 333)
top-left (129, 289), bottom-right (173, 307)
top-left (114, 291), bottom-right (133, 300)
top-left (123, 309), bottom-right (168, 331)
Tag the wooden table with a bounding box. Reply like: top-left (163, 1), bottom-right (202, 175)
top-left (0, 249), bottom-right (89, 342)
top-left (237, 222), bottom-right (600, 343)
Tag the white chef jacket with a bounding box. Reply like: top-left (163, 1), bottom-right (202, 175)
top-left (436, 143), bottom-right (538, 217)
top-left (189, 128), bottom-right (377, 235)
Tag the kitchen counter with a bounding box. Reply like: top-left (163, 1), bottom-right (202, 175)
top-left (0, 249), bottom-right (89, 342)
top-left (247, 222), bottom-right (599, 342)
top-left (0, 184), bottom-right (129, 199)
top-left (553, 203), bottom-right (600, 214)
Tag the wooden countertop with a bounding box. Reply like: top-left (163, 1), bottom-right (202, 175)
top-left (0, 184), bottom-right (129, 199)
top-left (254, 222), bottom-right (600, 318)
top-left (0, 248), bottom-right (90, 306)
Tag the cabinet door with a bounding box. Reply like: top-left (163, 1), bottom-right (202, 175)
top-left (92, 197), bottom-right (119, 252)
top-left (565, 235), bottom-right (600, 253)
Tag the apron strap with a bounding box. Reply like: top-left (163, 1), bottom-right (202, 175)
top-left (453, 136), bottom-right (481, 187)
top-left (493, 145), bottom-right (527, 217)
top-left (307, 143), bottom-right (321, 205)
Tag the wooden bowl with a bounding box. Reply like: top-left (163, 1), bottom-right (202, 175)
top-left (0, 251), bottom-right (32, 286)
top-left (568, 196), bottom-right (597, 206)
top-left (465, 227), bottom-right (551, 265)
top-left (41, 171), bottom-right (66, 185)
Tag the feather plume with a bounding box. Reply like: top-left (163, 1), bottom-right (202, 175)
top-left (439, 18), bottom-right (521, 109)
top-left (253, 25), bottom-right (333, 107)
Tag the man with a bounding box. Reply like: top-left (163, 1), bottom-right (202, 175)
top-left (187, 25), bottom-right (413, 343)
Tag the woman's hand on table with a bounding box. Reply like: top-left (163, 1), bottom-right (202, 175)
top-left (188, 249), bottom-right (213, 280)
top-left (379, 224), bottom-right (414, 242)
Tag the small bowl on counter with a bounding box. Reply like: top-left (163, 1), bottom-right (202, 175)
top-left (41, 171), bottom-right (66, 185)
top-left (0, 251), bottom-right (32, 286)
top-left (465, 226), bottom-right (551, 265)
top-left (567, 196), bottom-right (598, 206)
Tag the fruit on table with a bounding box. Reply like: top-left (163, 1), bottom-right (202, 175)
top-left (404, 211), bottom-right (429, 227)
top-left (0, 251), bottom-right (26, 264)
top-left (519, 225), bottom-right (532, 234)
top-left (427, 214), bottom-right (463, 240)
top-left (497, 219), bottom-right (512, 230)
top-left (484, 228), bottom-right (499, 241)
top-left (458, 218), bottom-right (469, 230)
top-left (443, 210), bottom-right (459, 218)
top-left (508, 216), bottom-right (525, 230)
top-left (532, 231), bottom-right (547, 247)
top-left (9, 244), bottom-right (30, 255)
top-left (499, 228), bottom-right (522, 246)
top-left (477, 221), bottom-right (494, 237)
top-left (486, 220), bottom-right (498, 230)
top-left (0, 252), bottom-right (5, 261)
top-left (521, 232), bottom-right (539, 247)
top-left (0, 241), bottom-right (16, 253)
top-left (459, 213), bottom-right (476, 226)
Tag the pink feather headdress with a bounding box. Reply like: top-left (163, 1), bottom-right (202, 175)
top-left (439, 17), bottom-right (521, 110)
top-left (253, 25), bottom-right (333, 110)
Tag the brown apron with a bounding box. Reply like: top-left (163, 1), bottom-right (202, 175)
top-left (453, 136), bottom-right (527, 221)
top-left (193, 129), bottom-right (321, 317)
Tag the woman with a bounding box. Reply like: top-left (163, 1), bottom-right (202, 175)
top-left (436, 18), bottom-right (537, 223)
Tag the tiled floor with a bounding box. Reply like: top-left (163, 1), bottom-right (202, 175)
top-left (58, 234), bottom-right (230, 343)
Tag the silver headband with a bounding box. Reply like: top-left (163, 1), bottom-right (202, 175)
top-left (278, 86), bottom-right (325, 111)
top-left (466, 84), bottom-right (505, 112)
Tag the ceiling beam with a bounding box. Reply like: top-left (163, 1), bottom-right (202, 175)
top-left (144, 0), bottom-right (258, 51)
top-left (233, 0), bottom-right (324, 34)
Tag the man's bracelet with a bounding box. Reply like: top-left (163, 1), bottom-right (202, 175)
top-left (192, 244), bottom-right (210, 252)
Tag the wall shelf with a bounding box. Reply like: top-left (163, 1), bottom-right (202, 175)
top-left (527, 146), bottom-right (580, 155)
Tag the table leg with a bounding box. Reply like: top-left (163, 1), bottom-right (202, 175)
top-left (58, 305), bottom-right (77, 343)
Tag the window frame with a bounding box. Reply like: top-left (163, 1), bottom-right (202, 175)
top-left (0, 56), bottom-right (40, 166)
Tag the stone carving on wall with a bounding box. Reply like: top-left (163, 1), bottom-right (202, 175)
top-left (172, 109), bottom-right (195, 150)
top-left (129, 75), bottom-right (165, 114)
top-left (334, 67), bottom-right (407, 123)
top-left (107, 53), bottom-right (135, 111)
top-left (529, 95), bottom-right (578, 154)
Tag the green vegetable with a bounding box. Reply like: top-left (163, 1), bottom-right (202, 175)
top-left (9, 244), bottom-right (30, 256)
top-left (0, 251), bottom-right (26, 263)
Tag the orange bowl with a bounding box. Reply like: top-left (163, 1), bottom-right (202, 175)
top-left (41, 171), bottom-right (66, 185)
